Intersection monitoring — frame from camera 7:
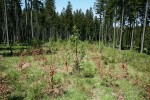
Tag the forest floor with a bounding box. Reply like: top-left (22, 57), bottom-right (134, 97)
top-left (0, 41), bottom-right (150, 100)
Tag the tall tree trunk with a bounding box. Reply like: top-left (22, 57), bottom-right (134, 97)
top-left (25, 0), bottom-right (28, 41)
top-left (109, 19), bottom-right (113, 46)
top-left (101, 22), bottom-right (104, 43)
top-left (35, 6), bottom-right (38, 39)
top-left (140, 0), bottom-right (148, 53)
top-left (2, 26), bottom-right (5, 43)
top-left (98, 14), bottom-right (101, 50)
top-left (25, 0), bottom-right (28, 25)
top-left (15, 2), bottom-right (19, 43)
top-left (113, 7), bottom-right (116, 48)
top-left (102, 12), bottom-right (104, 43)
top-left (117, 27), bottom-right (120, 47)
top-left (30, 0), bottom-right (34, 38)
top-left (104, 24), bottom-right (107, 44)
top-left (4, 0), bottom-right (9, 46)
top-left (119, 0), bottom-right (124, 50)
top-left (130, 22), bottom-right (135, 50)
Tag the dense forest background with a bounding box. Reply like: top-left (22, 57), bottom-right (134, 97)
top-left (0, 0), bottom-right (150, 53)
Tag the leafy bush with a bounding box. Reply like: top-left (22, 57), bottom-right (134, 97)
top-left (80, 61), bottom-right (97, 78)
top-left (49, 38), bottom-right (58, 53)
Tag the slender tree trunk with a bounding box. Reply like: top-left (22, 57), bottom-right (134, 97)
top-left (2, 26), bottom-right (5, 43)
top-left (113, 7), bottom-right (116, 48)
top-left (43, 28), bottom-right (46, 42)
top-left (25, 0), bottom-right (28, 25)
top-left (109, 20), bottom-right (113, 46)
top-left (35, 7), bottom-right (38, 39)
top-left (15, 2), bottom-right (19, 42)
top-left (101, 22), bottom-right (103, 43)
top-left (98, 15), bottom-right (101, 50)
top-left (30, 0), bottom-right (34, 38)
top-left (102, 12), bottom-right (104, 43)
top-left (25, 0), bottom-right (28, 41)
top-left (140, 0), bottom-right (148, 53)
top-left (130, 22), bottom-right (135, 50)
top-left (4, 0), bottom-right (9, 46)
top-left (119, 0), bottom-right (124, 50)
top-left (104, 24), bottom-right (107, 44)
top-left (49, 27), bottom-right (51, 41)
top-left (116, 27), bottom-right (119, 47)
top-left (134, 19), bottom-right (137, 46)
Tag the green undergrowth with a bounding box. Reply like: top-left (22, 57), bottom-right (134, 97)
top-left (0, 41), bottom-right (150, 100)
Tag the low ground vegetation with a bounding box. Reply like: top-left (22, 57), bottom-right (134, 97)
top-left (0, 41), bottom-right (150, 100)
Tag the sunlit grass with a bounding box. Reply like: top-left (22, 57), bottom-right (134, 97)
top-left (0, 41), bottom-right (150, 99)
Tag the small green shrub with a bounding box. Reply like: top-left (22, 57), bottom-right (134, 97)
top-left (25, 66), bottom-right (44, 82)
top-left (53, 73), bottom-right (64, 85)
top-left (69, 25), bottom-right (86, 72)
top-left (49, 38), bottom-right (58, 53)
top-left (24, 82), bottom-right (46, 100)
top-left (80, 61), bottom-right (97, 78)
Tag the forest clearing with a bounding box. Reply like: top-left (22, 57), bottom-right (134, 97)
top-left (0, 0), bottom-right (150, 99)
top-left (0, 41), bottom-right (150, 99)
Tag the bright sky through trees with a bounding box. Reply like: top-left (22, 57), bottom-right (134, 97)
top-left (21, 0), bottom-right (96, 15)
top-left (55, 0), bottom-right (95, 14)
